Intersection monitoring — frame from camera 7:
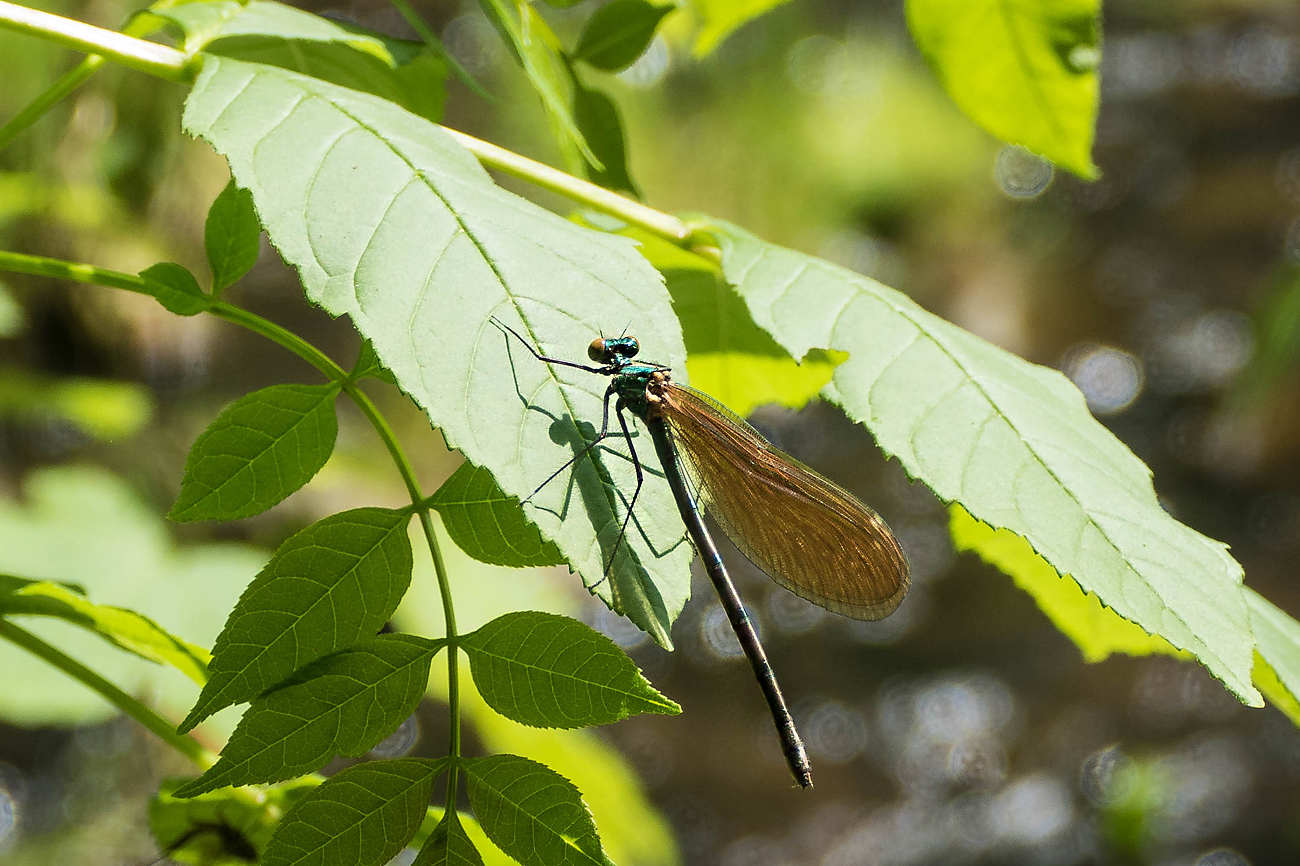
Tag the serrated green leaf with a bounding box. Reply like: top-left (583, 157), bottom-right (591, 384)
top-left (414, 812), bottom-right (486, 866)
top-left (169, 383), bottom-right (340, 522)
top-left (700, 217), bottom-right (1261, 706)
top-left (462, 611), bottom-right (678, 728)
top-left (206, 179), bottom-right (261, 293)
top-left (141, 262), bottom-right (210, 316)
top-left (950, 505), bottom-right (1183, 663)
top-left (906, 0), bottom-right (1099, 178)
top-left (152, 0), bottom-right (447, 120)
top-left (625, 226), bottom-right (842, 416)
top-left (687, 0), bottom-right (789, 56)
top-left (179, 507), bottom-right (414, 732)
top-left (353, 339), bottom-right (397, 384)
top-left (177, 634), bottom-right (442, 796)
top-left (263, 758), bottom-right (447, 866)
top-left (183, 56), bottom-right (691, 648)
top-left (480, 0), bottom-right (597, 171)
top-left (0, 576), bottom-right (211, 684)
top-left (1248, 589), bottom-right (1300, 726)
top-left (574, 0), bottom-right (674, 72)
top-left (429, 463), bottom-right (564, 568)
top-left (572, 82), bottom-right (639, 196)
top-left (464, 754), bottom-right (608, 866)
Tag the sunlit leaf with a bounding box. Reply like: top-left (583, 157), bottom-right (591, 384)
top-left (700, 217), bottom-right (1260, 705)
top-left (152, 0), bottom-right (447, 120)
top-left (206, 179), bottom-right (261, 293)
top-left (262, 758), bottom-right (447, 866)
top-left (150, 778), bottom-right (293, 865)
top-left (177, 634), bottom-right (442, 795)
top-left (184, 56), bottom-right (691, 647)
top-left (687, 0), bottom-right (790, 56)
top-left (169, 383), bottom-right (340, 522)
top-left (1248, 589), bottom-right (1300, 726)
top-left (179, 507), bottom-right (414, 731)
top-left (905, 0), bottom-right (1100, 178)
top-left (464, 754), bottom-right (608, 866)
top-left (461, 611), bottom-right (679, 728)
top-left (0, 576), bottom-right (210, 684)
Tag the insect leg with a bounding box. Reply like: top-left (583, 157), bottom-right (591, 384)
top-left (524, 381), bottom-right (618, 503)
top-left (490, 317), bottom-right (609, 374)
top-left (600, 398), bottom-right (645, 581)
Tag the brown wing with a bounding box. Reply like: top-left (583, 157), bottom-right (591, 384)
top-left (661, 384), bottom-right (909, 621)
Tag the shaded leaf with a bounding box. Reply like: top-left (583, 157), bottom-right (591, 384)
top-left (949, 505), bottom-right (1182, 663)
top-left (150, 777), bottom-right (290, 865)
top-left (700, 217), bottom-right (1260, 705)
top-left (0, 576), bottom-right (210, 684)
top-left (184, 56), bottom-right (690, 647)
top-left (169, 383), bottom-right (340, 522)
top-left (429, 463), bottom-right (564, 568)
top-left (263, 758), bottom-right (447, 866)
top-left (572, 83), bottom-right (639, 196)
top-left (414, 811), bottom-right (486, 866)
top-left (1248, 589), bottom-right (1300, 726)
top-left (462, 611), bottom-right (678, 728)
top-left (141, 262), bottom-right (210, 316)
top-left (177, 634), bottom-right (442, 796)
top-left (179, 507), bottom-right (414, 731)
top-left (152, 0), bottom-right (447, 120)
top-left (206, 179), bottom-right (261, 293)
top-left (353, 339), bottom-right (397, 384)
top-left (906, 0), bottom-right (1100, 178)
top-left (574, 0), bottom-right (674, 72)
top-left (464, 754), bottom-right (608, 866)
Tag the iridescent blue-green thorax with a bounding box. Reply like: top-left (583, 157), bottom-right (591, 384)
top-left (610, 365), bottom-right (669, 420)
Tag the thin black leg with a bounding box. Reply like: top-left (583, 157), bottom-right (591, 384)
top-left (524, 381), bottom-right (617, 503)
top-left (603, 399), bottom-right (645, 577)
top-left (645, 416), bottom-right (813, 789)
top-left (491, 317), bottom-right (610, 375)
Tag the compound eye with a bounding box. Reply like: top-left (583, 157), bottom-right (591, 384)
top-left (588, 338), bottom-right (609, 363)
top-left (623, 338), bottom-right (639, 358)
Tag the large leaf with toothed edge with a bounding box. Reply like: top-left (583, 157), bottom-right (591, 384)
top-left (182, 56), bottom-right (691, 647)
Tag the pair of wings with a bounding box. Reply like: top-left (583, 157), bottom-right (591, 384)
top-left (658, 383), bottom-right (910, 621)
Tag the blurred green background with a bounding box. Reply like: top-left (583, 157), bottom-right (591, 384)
top-left (2, 0), bottom-right (1300, 864)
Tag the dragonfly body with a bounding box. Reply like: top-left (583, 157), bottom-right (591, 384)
top-left (496, 320), bottom-right (910, 788)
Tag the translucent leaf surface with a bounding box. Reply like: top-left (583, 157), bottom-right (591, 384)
top-left (262, 758), bottom-right (447, 866)
top-left (0, 466), bottom-right (266, 726)
top-left (183, 56), bottom-right (691, 646)
top-left (686, 0), bottom-right (790, 56)
top-left (702, 217), bottom-right (1260, 705)
top-left (1248, 589), bottom-right (1300, 725)
top-left (461, 611), bottom-right (679, 728)
top-left (169, 383), bottom-right (341, 522)
top-left (414, 812), bottom-right (486, 866)
top-left (950, 506), bottom-right (1182, 663)
top-left (177, 634), bottom-right (442, 795)
top-left (464, 754), bottom-right (608, 866)
top-left (906, 0), bottom-right (1100, 178)
top-left (205, 179), bottom-right (261, 292)
top-left (429, 462), bottom-right (564, 568)
top-left (153, 0), bottom-right (446, 120)
top-left (574, 0), bottom-right (674, 72)
top-left (180, 507), bottom-right (414, 731)
top-left (0, 576), bottom-right (211, 684)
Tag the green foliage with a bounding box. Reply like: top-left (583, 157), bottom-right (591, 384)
top-left (462, 611), bottom-right (679, 728)
top-left (183, 55), bottom-right (692, 648)
top-left (353, 340), bottom-right (397, 384)
top-left (180, 508), bottom-right (414, 731)
top-left (571, 82), bottom-right (638, 197)
top-left (573, 0), bottom-right (674, 72)
top-left (140, 261), bottom-right (210, 316)
top-left (1248, 589), bottom-right (1300, 725)
top-left (687, 0), bottom-right (791, 56)
top-left (699, 217), bottom-right (1261, 705)
top-left (0, 575), bottom-right (210, 684)
top-left (464, 754), bottom-right (609, 866)
top-left (415, 812), bottom-right (486, 866)
top-left (150, 0), bottom-right (447, 121)
top-left (428, 462), bottom-right (564, 568)
top-left (169, 383), bottom-right (340, 522)
top-left (906, 0), bottom-right (1100, 178)
top-left (261, 758), bottom-right (448, 866)
top-left (177, 634), bottom-right (443, 796)
top-left (0, 368), bottom-right (152, 439)
top-left (205, 179), bottom-right (260, 293)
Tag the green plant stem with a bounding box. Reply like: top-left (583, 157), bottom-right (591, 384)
top-left (0, 1), bottom-right (191, 83)
top-left (385, 0), bottom-right (492, 101)
top-left (0, 618), bottom-right (217, 769)
top-left (0, 2), bottom-right (701, 250)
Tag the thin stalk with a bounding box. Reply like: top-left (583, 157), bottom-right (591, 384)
top-left (385, 0), bottom-right (492, 101)
top-left (0, 619), bottom-right (217, 769)
top-left (0, 1), bottom-right (190, 83)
